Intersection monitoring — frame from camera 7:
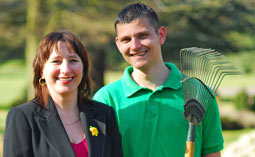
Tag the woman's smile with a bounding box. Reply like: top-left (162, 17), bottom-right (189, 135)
top-left (58, 77), bottom-right (74, 84)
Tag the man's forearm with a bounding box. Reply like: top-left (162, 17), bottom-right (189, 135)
top-left (203, 151), bottom-right (221, 157)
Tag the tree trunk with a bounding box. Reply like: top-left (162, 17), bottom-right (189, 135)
top-left (25, 0), bottom-right (39, 100)
top-left (89, 49), bottom-right (105, 95)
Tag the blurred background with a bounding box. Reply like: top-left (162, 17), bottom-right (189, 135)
top-left (0, 0), bottom-right (254, 156)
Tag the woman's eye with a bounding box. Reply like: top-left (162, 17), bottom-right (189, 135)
top-left (52, 60), bottom-right (61, 63)
top-left (70, 59), bottom-right (79, 62)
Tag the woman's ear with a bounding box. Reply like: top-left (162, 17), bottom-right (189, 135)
top-left (41, 71), bottom-right (45, 79)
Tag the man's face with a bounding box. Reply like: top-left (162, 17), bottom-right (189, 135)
top-left (115, 17), bottom-right (166, 71)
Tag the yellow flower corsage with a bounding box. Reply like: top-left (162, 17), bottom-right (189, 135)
top-left (89, 126), bottom-right (98, 136)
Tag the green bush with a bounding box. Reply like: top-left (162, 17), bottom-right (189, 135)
top-left (221, 116), bottom-right (244, 130)
top-left (240, 52), bottom-right (255, 74)
top-left (233, 89), bottom-right (255, 112)
top-left (247, 95), bottom-right (255, 112)
top-left (233, 89), bottom-right (249, 110)
top-left (226, 51), bottom-right (255, 75)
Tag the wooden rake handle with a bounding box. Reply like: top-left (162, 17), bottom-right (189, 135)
top-left (185, 141), bottom-right (195, 157)
top-left (185, 122), bottom-right (196, 157)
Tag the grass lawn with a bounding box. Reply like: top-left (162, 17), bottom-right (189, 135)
top-left (0, 110), bottom-right (7, 134)
top-left (0, 110), bottom-right (7, 157)
top-left (220, 74), bottom-right (255, 88)
top-left (0, 60), bottom-right (26, 107)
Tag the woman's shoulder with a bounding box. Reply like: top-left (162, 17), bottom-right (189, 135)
top-left (8, 101), bottom-right (39, 116)
top-left (82, 99), bottom-right (114, 116)
top-left (91, 100), bottom-right (112, 109)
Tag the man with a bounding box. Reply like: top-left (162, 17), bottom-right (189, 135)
top-left (93, 3), bottom-right (223, 157)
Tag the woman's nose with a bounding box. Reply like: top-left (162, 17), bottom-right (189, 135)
top-left (60, 60), bottom-right (70, 74)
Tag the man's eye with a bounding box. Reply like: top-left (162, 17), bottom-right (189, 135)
top-left (121, 38), bottom-right (130, 43)
top-left (139, 34), bottom-right (148, 39)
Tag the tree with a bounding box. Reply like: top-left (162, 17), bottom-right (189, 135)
top-left (1, 0), bottom-right (254, 99)
top-left (156, 0), bottom-right (255, 63)
top-left (25, 0), bottom-right (39, 99)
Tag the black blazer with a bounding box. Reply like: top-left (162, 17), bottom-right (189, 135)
top-left (3, 97), bottom-right (123, 157)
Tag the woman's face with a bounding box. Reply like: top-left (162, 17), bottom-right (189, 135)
top-left (41, 42), bottom-right (83, 98)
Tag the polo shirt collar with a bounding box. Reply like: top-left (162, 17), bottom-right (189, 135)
top-left (121, 63), bottom-right (182, 97)
top-left (121, 66), bottom-right (143, 97)
top-left (163, 62), bottom-right (182, 90)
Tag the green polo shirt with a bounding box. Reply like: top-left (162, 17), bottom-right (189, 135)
top-left (93, 63), bottom-right (224, 157)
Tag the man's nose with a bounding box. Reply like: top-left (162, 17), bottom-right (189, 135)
top-left (131, 38), bottom-right (142, 50)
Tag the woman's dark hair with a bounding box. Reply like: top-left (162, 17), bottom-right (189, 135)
top-left (33, 30), bottom-right (92, 108)
top-left (114, 3), bottom-right (160, 32)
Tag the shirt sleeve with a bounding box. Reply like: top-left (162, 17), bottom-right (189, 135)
top-left (93, 88), bottom-right (112, 106)
top-left (201, 97), bottom-right (224, 154)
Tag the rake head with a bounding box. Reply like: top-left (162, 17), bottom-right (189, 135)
top-left (180, 47), bottom-right (241, 124)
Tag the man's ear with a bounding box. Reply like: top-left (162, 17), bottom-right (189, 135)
top-left (115, 36), bottom-right (120, 50)
top-left (158, 26), bottom-right (166, 45)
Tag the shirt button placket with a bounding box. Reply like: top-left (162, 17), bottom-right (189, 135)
top-left (146, 93), bottom-right (159, 120)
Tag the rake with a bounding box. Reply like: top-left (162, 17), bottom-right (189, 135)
top-left (180, 47), bottom-right (241, 157)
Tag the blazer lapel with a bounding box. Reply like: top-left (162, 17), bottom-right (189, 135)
top-left (80, 101), bottom-right (106, 157)
top-left (34, 97), bottom-right (75, 157)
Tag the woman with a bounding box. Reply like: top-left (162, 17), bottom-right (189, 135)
top-left (3, 31), bottom-right (123, 157)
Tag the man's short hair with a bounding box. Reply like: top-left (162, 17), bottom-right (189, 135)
top-left (114, 3), bottom-right (160, 32)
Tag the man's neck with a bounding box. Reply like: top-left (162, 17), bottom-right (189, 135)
top-left (131, 63), bottom-right (170, 91)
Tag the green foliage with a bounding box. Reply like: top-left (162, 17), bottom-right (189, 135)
top-left (159, 0), bottom-right (255, 61)
top-left (0, 0), bottom-right (26, 62)
top-left (0, 0), bottom-right (254, 93)
top-left (225, 32), bottom-right (254, 49)
top-left (227, 51), bottom-right (255, 74)
top-left (247, 95), bottom-right (255, 112)
top-left (0, 110), bottom-right (7, 134)
top-left (234, 89), bottom-right (248, 110)
top-left (240, 53), bottom-right (255, 74)
top-left (1, 0), bottom-right (254, 68)
top-left (221, 116), bottom-right (244, 130)
top-left (233, 89), bottom-right (255, 111)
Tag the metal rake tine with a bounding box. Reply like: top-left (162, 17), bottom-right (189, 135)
top-left (180, 47), bottom-right (241, 111)
top-left (200, 53), bottom-right (230, 90)
top-left (213, 70), bottom-right (242, 92)
top-left (206, 62), bottom-right (233, 90)
top-left (200, 54), bottom-right (227, 86)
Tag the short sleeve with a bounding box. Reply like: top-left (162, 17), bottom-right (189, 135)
top-left (201, 98), bottom-right (224, 154)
